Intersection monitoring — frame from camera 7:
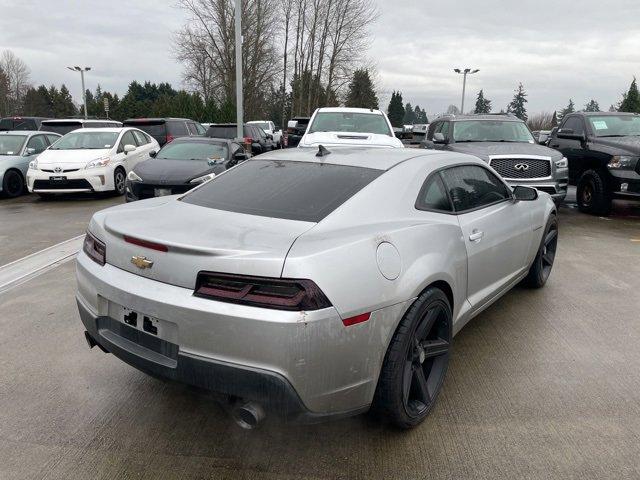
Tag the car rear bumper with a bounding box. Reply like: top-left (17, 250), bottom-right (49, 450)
top-left (75, 252), bottom-right (398, 419)
top-left (125, 181), bottom-right (193, 202)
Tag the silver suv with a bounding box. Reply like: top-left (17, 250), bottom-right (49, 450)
top-left (423, 114), bottom-right (568, 203)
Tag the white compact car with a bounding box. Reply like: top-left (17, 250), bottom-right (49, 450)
top-left (298, 107), bottom-right (404, 149)
top-left (27, 128), bottom-right (159, 197)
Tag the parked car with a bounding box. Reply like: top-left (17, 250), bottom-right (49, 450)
top-left (122, 118), bottom-right (206, 147)
top-left (411, 124), bottom-right (430, 144)
top-left (27, 127), bottom-right (159, 197)
top-left (125, 137), bottom-right (248, 202)
top-left (423, 114), bottom-right (568, 203)
top-left (548, 111), bottom-right (640, 215)
top-left (532, 130), bottom-right (551, 145)
top-left (248, 120), bottom-right (283, 147)
top-left (284, 116), bottom-right (310, 147)
top-left (299, 107), bottom-right (404, 148)
top-left (76, 146), bottom-right (557, 429)
top-left (0, 130), bottom-right (61, 197)
top-left (206, 123), bottom-right (275, 155)
top-left (0, 116), bottom-right (50, 131)
top-left (39, 119), bottom-right (122, 136)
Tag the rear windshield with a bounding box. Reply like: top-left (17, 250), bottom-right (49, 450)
top-left (157, 141), bottom-right (228, 161)
top-left (182, 159), bottom-right (382, 222)
top-left (207, 126), bottom-right (236, 139)
top-left (40, 121), bottom-right (82, 135)
top-left (126, 122), bottom-right (166, 137)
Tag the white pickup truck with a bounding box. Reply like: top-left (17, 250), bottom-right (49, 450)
top-left (247, 120), bottom-right (282, 148)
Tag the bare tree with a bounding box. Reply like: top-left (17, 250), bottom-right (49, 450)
top-left (0, 50), bottom-right (31, 114)
top-left (527, 112), bottom-right (555, 131)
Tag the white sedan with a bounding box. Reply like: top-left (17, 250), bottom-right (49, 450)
top-left (27, 128), bottom-right (159, 197)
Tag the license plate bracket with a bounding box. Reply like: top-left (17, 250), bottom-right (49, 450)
top-left (50, 176), bottom-right (67, 182)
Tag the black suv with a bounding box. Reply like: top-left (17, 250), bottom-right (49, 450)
top-left (123, 118), bottom-right (206, 146)
top-left (206, 123), bottom-right (275, 155)
top-left (285, 117), bottom-right (310, 148)
top-left (423, 114), bottom-right (569, 203)
top-left (548, 112), bottom-right (640, 215)
top-left (0, 116), bottom-right (49, 131)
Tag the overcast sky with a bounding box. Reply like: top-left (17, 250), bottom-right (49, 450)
top-left (2, 0), bottom-right (639, 117)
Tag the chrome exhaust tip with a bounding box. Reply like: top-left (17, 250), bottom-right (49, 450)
top-left (231, 401), bottom-right (265, 430)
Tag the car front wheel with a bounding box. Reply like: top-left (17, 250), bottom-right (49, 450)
top-left (577, 169), bottom-right (612, 216)
top-left (2, 169), bottom-right (24, 197)
top-left (372, 287), bottom-right (452, 429)
top-left (113, 168), bottom-right (126, 196)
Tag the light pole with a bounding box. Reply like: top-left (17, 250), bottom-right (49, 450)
top-left (234, 0), bottom-right (244, 141)
top-left (454, 68), bottom-right (479, 114)
top-left (67, 66), bottom-right (91, 119)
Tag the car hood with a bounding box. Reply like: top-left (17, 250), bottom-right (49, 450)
top-left (591, 136), bottom-right (640, 154)
top-left (134, 158), bottom-right (227, 184)
top-left (448, 142), bottom-right (563, 161)
top-left (89, 196), bottom-right (316, 288)
top-left (300, 131), bottom-right (403, 148)
top-left (37, 148), bottom-right (111, 168)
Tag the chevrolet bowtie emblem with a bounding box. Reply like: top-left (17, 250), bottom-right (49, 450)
top-left (131, 255), bottom-right (154, 269)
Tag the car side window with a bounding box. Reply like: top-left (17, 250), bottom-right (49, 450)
top-left (26, 135), bottom-right (48, 154)
top-left (561, 116), bottom-right (584, 135)
top-left (132, 130), bottom-right (148, 145)
top-left (118, 131), bottom-right (138, 152)
top-left (440, 165), bottom-right (511, 212)
top-left (45, 135), bottom-right (60, 145)
top-left (195, 123), bottom-right (207, 135)
top-left (416, 174), bottom-right (453, 212)
top-left (438, 122), bottom-right (450, 138)
top-left (186, 122), bottom-right (198, 135)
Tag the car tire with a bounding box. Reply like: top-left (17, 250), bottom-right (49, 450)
top-left (372, 287), bottom-right (452, 429)
top-left (113, 168), bottom-right (126, 196)
top-left (2, 169), bottom-right (24, 198)
top-left (577, 169), bottom-right (612, 216)
top-left (523, 215), bottom-right (558, 288)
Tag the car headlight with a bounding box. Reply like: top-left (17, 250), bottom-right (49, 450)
top-left (28, 159), bottom-right (38, 170)
top-left (127, 170), bottom-right (142, 182)
top-left (555, 158), bottom-right (568, 168)
top-left (189, 173), bottom-right (216, 184)
top-left (85, 156), bottom-right (111, 169)
top-left (607, 155), bottom-right (636, 169)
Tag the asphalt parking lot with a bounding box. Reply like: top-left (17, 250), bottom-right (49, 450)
top-left (1, 193), bottom-right (639, 480)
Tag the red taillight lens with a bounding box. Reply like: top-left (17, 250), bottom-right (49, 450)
top-left (194, 272), bottom-right (332, 311)
top-left (83, 231), bottom-right (106, 266)
top-left (243, 136), bottom-right (253, 144)
top-left (166, 134), bottom-right (174, 144)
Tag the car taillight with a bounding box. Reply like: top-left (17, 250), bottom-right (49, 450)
top-left (83, 231), bottom-right (106, 266)
top-left (243, 136), bottom-right (253, 144)
top-left (194, 272), bottom-right (332, 311)
top-left (166, 134), bottom-right (174, 144)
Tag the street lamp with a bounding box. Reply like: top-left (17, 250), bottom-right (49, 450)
top-left (234, 0), bottom-right (244, 142)
top-left (454, 68), bottom-right (479, 114)
top-left (67, 66), bottom-right (91, 119)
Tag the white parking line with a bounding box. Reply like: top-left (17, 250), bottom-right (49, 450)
top-left (0, 235), bottom-right (85, 294)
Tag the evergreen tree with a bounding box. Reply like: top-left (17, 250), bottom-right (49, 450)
top-left (345, 69), bottom-right (379, 109)
top-left (507, 83), bottom-right (528, 121)
top-left (403, 102), bottom-right (416, 124)
top-left (584, 99), bottom-right (600, 112)
top-left (22, 86), bottom-right (52, 117)
top-left (474, 89), bottom-right (492, 114)
top-left (551, 111), bottom-right (558, 127)
top-left (619, 78), bottom-right (640, 113)
top-left (414, 105), bottom-right (428, 123)
top-left (387, 91), bottom-right (405, 128)
top-left (559, 99), bottom-right (575, 119)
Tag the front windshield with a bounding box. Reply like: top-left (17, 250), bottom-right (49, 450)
top-left (453, 120), bottom-right (534, 143)
top-left (0, 135), bottom-right (27, 155)
top-left (50, 131), bottom-right (119, 150)
top-left (157, 142), bottom-right (228, 161)
top-left (308, 112), bottom-right (392, 136)
top-left (587, 115), bottom-right (640, 137)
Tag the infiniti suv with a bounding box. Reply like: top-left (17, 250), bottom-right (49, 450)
top-left (423, 114), bottom-right (568, 203)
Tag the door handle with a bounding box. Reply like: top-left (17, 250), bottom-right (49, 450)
top-left (469, 230), bottom-right (484, 242)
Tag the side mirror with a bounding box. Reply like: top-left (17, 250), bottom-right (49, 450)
top-left (234, 152), bottom-right (249, 162)
top-left (513, 185), bottom-right (538, 201)
top-left (24, 147), bottom-right (36, 156)
top-left (124, 144), bottom-right (136, 154)
top-left (557, 128), bottom-right (586, 141)
top-left (433, 132), bottom-right (448, 144)
top-left (149, 150), bottom-right (157, 158)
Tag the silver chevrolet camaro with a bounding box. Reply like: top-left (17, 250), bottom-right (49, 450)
top-left (76, 146), bottom-right (558, 429)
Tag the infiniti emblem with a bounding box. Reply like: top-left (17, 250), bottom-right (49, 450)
top-left (54, 166), bottom-right (62, 173)
top-left (514, 163), bottom-right (530, 171)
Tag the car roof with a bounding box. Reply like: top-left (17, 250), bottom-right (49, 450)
top-left (41, 119), bottom-right (118, 123)
top-left (0, 130), bottom-right (37, 136)
top-left (124, 118), bottom-right (191, 122)
top-left (68, 127), bottom-right (128, 133)
top-left (168, 137), bottom-right (232, 144)
top-left (441, 114), bottom-right (522, 122)
top-left (315, 107), bottom-right (384, 115)
top-left (571, 111), bottom-right (639, 116)
top-left (256, 146), bottom-right (480, 171)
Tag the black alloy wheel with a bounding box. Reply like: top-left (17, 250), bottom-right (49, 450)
top-left (2, 170), bottom-right (24, 197)
top-left (114, 169), bottom-right (126, 196)
top-left (523, 215), bottom-right (558, 288)
top-left (373, 287), bottom-right (452, 429)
